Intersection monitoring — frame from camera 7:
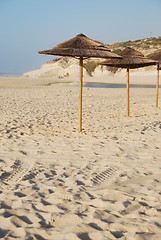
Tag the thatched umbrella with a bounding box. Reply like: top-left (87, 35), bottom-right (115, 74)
top-left (38, 33), bottom-right (122, 132)
top-left (146, 50), bottom-right (161, 108)
top-left (99, 47), bottom-right (158, 117)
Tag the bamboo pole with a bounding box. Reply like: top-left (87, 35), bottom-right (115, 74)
top-left (127, 68), bottom-right (130, 117)
top-left (79, 57), bottom-right (83, 132)
top-left (156, 64), bottom-right (159, 108)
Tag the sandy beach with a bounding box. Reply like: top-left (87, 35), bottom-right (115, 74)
top-left (0, 75), bottom-right (161, 239)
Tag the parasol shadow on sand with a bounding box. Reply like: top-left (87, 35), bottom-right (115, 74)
top-left (99, 47), bottom-right (158, 117)
top-left (146, 50), bottom-right (161, 108)
top-left (38, 33), bottom-right (122, 132)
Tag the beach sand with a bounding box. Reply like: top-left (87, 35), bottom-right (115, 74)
top-left (0, 75), bottom-right (161, 239)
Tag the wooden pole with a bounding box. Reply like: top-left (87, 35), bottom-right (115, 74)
top-left (127, 68), bottom-right (130, 117)
top-left (156, 64), bottom-right (159, 108)
top-left (79, 57), bottom-right (83, 132)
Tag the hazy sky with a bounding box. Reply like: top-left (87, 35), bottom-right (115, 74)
top-left (0, 0), bottom-right (161, 74)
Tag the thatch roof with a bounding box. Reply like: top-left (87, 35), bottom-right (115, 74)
top-left (146, 50), bottom-right (161, 62)
top-left (99, 47), bottom-right (158, 69)
top-left (120, 47), bottom-right (144, 58)
top-left (38, 33), bottom-right (122, 59)
top-left (146, 50), bottom-right (161, 69)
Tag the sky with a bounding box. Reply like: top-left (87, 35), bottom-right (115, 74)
top-left (0, 0), bottom-right (161, 74)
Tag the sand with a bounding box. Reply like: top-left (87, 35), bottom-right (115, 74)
top-left (0, 75), bottom-right (161, 239)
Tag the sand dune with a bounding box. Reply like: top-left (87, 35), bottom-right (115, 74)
top-left (0, 76), bottom-right (161, 239)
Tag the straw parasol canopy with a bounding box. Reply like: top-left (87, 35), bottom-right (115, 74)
top-left (39, 33), bottom-right (122, 132)
top-left (147, 50), bottom-right (161, 62)
top-left (100, 47), bottom-right (157, 69)
top-left (99, 47), bottom-right (158, 116)
top-left (38, 33), bottom-right (121, 59)
top-left (146, 50), bottom-right (161, 107)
